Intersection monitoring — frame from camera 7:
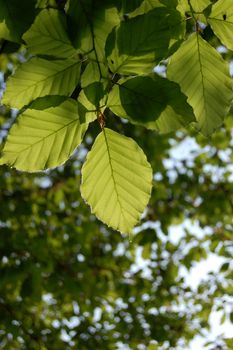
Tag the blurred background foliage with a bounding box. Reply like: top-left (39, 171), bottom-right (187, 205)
top-left (0, 0), bottom-right (233, 349)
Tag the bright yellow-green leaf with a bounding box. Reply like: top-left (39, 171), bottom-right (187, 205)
top-left (176, 0), bottom-right (211, 23)
top-left (208, 0), bottom-right (233, 51)
top-left (192, 0), bottom-right (211, 12)
top-left (177, 0), bottom-right (211, 14)
top-left (167, 33), bottom-right (233, 136)
top-left (0, 100), bottom-right (92, 171)
top-left (81, 128), bottom-right (152, 234)
top-left (81, 61), bottom-right (109, 88)
top-left (2, 58), bottom-right (81, 109)
top-left (23, 9), bottom-right (76, 58)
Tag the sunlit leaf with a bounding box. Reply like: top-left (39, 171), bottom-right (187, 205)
top-left (81, 128), bottom-right (152, 234)
top-left (177, 0), bottom-right (211, 14)
top-left (23, 9), bottom-right (76, 58)
top-left (2, 58), bottom-right (81, 109)
top-left (67, 0), bottom-right (120, 61)
top-left (81, 61), bottom-right (109, 88)
top-left (167, 33), bottom-right (233, 136)
top-left (106, 7), bottom-right (184, 74)
top-left (0, 99), bottom-right (93, 171)
top-left (208, 0), bottom-right (233, 51)
top-left (108, 75), bottom-right (195, 133)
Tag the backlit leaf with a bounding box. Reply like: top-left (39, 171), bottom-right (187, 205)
top-left (177, 0), bottom-right (211, 14)
top-left (108, 75), bottom-right (195, 133)
top-left (81, 128), bottom-right (152, 234)
top-left (23, 9), bottom-right (76, 58)
top-left (0, 100), bottom-right (93, 171)
top-left (106, 7), bottom-right (184, 74)
top-left (208, 0), bottom-right (233, 51)
top-left (81, 61), bottom-right (109, 89)
top-left (2, 58), bottom-right (81, 109)
top-left (167, 33), bottom-right (233, 136)
top-left (67, 0), bottom-right (120, 61)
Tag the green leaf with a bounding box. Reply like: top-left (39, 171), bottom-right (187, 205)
top-left (0, 99), bottom-right (92, 171)
top-left (208, 0), bottom-right (233, 51)
top-left (177, 0), bottom-right (211, 15)
top-left (121, 0), bottom-right (144, 14)
top-left (191, 0), bottom-right (211, 12)
top-left (81, 61), bottom-right (109, 108)
top-left (23, 9), bottom-right (76, 58)
top-left (27, 95), bottom-right (68, 110)
top-left (106, 7), bottom-right (184, 74)
top-left (220, 262), bottom-right (230, 273)
top-left (81, 61), bottom-right (109, 88)
top-left (128, 0), bottom-right (163, 17)
top-left (67, 0), bottom-right (120, 61)
top-left (0, 0), bottom-right (36, 42)
top-left (80, 128), bottom-right (152, 234)
top-left (108, 76), bottom-right (166, 123)
top-left (2, 58), bottom-right (81, 109)
top-left (66, 0), bottom-right (92, 50)
top-left (129, 0), bottom-right (178, 17)
top-left (76, 89), bottom-right (105, 125)
top-left (108, 75), bottom-right (195, 133)
top-left (167, 33), bottom-right (233, 136)
top-left (84, 82), bottom-right (106, 109)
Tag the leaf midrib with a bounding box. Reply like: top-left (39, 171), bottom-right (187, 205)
top-left (195, 33), bottom-right (208, 129)
top-left (102, 129), bottom-right (127, 224)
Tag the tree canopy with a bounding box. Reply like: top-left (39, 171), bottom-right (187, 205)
top-left (0, 0), bottom-right (232, 349)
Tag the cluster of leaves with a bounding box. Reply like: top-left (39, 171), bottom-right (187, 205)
top-left (0, 0), bottom-right (232, 234)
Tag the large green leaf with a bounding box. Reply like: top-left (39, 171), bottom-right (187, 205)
top-left (0, 0), bottom-right (36, 42)
top-left (2, 58), bottom-right (81, 109)
top-left (107, 75), bottom-right (195, 133)
top-left (23, 9), bottom-right (76, 58)
top-left (167, 33), bottom-right (233, 136)
top-left (0, 99), bottom-right (93, 171)
top-left (208, 0), bottom-right (233, 51)
top-left (106, 7), bottom-right (184, 74)
top-left (80, 128), bottom-right (152, 234)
